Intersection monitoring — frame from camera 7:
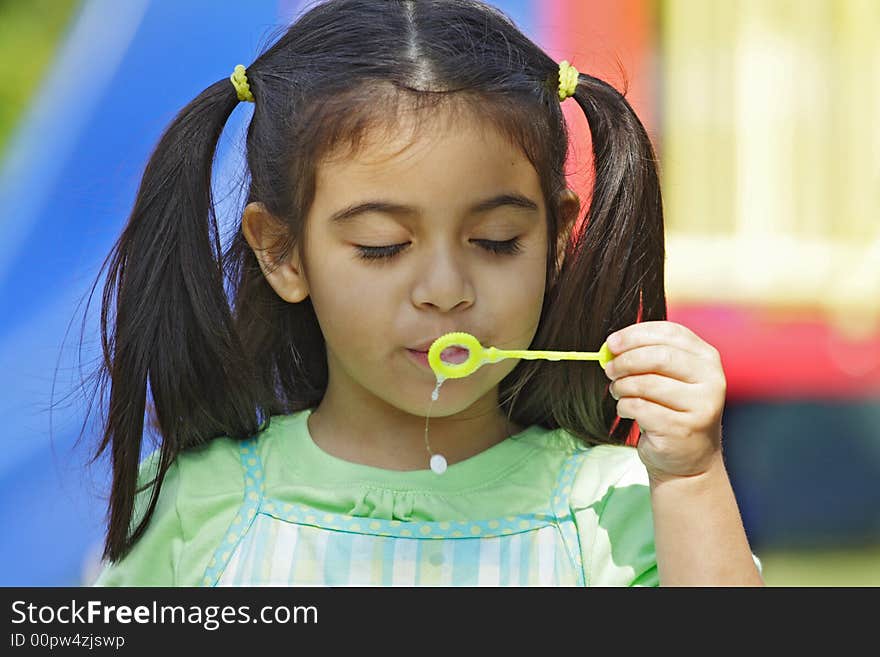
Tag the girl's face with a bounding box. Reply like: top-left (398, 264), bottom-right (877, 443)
top-left (249, 107), bottom-right (564, 425)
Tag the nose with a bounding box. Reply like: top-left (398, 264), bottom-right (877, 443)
top-left (411, 243), bottom-right (475, 312)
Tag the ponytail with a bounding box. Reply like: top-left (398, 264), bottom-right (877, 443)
top-left (89, 79), bottom-right (269, 562)
top-left (506, 72), bottom-right (666, 445)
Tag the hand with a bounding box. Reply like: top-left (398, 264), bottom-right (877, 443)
top-left (603, 321), bottom-right (727, 481)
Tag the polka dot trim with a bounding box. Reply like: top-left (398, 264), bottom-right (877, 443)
top-left (549, 449), bottom-right (590, 586)
top-left (258, 499), bottom-right (554, 540)
top-left (201, 438), bottom-right (264, 586)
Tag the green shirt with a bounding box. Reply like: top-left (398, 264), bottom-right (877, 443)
top-left (93, 408), bottom-right (658, 586)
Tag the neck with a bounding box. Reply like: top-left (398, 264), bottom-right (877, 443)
top-left (307, 386), bottom-right (521, 471)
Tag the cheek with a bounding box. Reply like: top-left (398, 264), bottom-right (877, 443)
top-left (511, 279), bottom-right (546, 334)
top-left (487, 256), bottom-right (547, 340)
top-left (506, 251), bottom-right (547, 300)
top-left (307, 262), bottom-right (392, 345)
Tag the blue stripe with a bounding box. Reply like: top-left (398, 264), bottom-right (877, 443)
top-left (320, 530), bottom-right (342, 585)
top-left (381, 535), bottom-right (395, 587)
top-left (519, 541), bottom-right (536, 586)
top-left (499, 534), bottom-right (511, 586)
top-left (451, 539), bottom-right (480, 586)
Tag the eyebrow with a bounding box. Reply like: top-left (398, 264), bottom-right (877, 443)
top-left (328, 193), bottom-right (540, 224)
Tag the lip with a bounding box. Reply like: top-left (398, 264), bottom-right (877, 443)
top-left (409, 333), bottom-right (475, 353)
top-left (407, 348), bottom-right (432, 368)
top-left (409, 338), bottom-right (444, 352)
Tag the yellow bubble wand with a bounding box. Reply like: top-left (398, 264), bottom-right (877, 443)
top-left (421, 332), bottom-right (613, 475)
top-left (427, 331), bottom-right (614, 379)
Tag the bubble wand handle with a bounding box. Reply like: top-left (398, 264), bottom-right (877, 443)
top-left (485, 346), bottom-right (610, 364)
top-left (428, 332), bottom-right (614, 379)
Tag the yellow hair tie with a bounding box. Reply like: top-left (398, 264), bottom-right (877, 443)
top-left (230, 64), bottom-right (255, 103)
top-left (557, 60), bottom-right (579, 101)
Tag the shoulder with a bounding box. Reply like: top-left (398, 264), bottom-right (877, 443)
top-left (92, 435), bottom-right (249, 587)
top-left (142, 434), bottom-right (250, 506)
top-left (518, 426), bottom-right (647, 491)
top-left (572, 445), bottom-right (651, 530)
top-left (514, 424), bottom-right (589, 459)
top-left (559, 442), bottom-right (657, 586)
top-left (513, 427), bottom-right (648, 507)
top-left (511, 429), bottom-right (657, 586)
top-left (573, 443), bottom-right (648, 498)
top-left (174, 434), bottom-right (250, 486)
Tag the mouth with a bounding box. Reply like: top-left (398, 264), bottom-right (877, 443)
top-left (437, 346), bottom-right (470, 364)
top-left (407, 346), bottom-right (470, 368)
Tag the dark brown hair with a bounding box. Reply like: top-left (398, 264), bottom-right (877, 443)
top-left (76, 0), bottom-right (665, 563)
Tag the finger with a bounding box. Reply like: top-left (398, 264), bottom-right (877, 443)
top-left (610, 373), bottom-right (693, 413)
top-left (605, 344), bottom-right (711, 384)
top-left (615, 396), bottom-right (687, 434)
top-left (606, 321), bottom-right (716, 360)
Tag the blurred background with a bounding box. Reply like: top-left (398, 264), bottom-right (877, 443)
top-left (0, 0), bottom-right (877, 586)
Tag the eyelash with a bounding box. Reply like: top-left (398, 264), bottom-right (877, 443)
top-left (355, 238), bottom-right (523, 261)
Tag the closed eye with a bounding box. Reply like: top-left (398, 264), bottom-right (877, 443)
top-left (355, 238), bottom-right (523, 261)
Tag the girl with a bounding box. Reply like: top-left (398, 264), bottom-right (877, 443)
top-left (89, 0), bottom-right (762, 586)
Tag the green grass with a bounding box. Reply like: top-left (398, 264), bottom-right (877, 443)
top-left (756, 545), bottom-right (880, 586)
top-left (0, 0), bottom-right (82, 153)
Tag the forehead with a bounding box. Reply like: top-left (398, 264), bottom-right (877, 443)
top-left (313, 103), bottom-right (543, 209)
